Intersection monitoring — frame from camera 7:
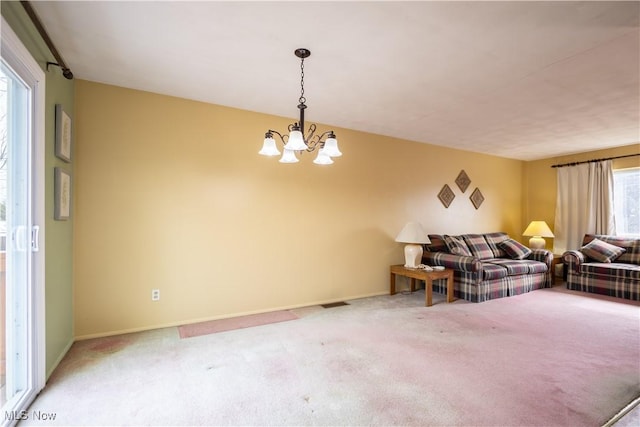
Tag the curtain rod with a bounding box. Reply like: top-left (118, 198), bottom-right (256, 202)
top-left (20, 1), bottom-right (73, 80)
top-left (550, 153), bottom-right (640, 168)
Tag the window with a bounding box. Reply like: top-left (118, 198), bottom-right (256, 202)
top-left (613, 167), bottom-right (640, 236)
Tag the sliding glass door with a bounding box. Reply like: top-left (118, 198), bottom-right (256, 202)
top-left (1, 17), bottom-right (46, 426)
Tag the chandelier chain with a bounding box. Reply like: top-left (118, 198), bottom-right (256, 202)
top-left (299, 57), bottom-right (306, 105)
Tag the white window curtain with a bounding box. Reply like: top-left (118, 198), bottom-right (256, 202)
top-left (553, 160), bottom-right (615, 254)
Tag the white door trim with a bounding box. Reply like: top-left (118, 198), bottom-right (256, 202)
top-left (1, 14), bottom-right (47, 409)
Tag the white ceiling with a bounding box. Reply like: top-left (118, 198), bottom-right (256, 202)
top-left (30, 1), bottom-right (640, 161)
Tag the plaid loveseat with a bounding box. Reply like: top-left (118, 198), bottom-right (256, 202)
top-left (422, 232), bottom-right (553, 302)
top-left (563, 234), bottom-right (640, 301)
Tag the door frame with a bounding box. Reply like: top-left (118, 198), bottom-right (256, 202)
top-left (1, 15), bottom-right (46, 417)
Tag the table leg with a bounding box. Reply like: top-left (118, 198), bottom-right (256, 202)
top-left (446, 272), bottom-right (454, 303)
top-left (425, 277), bottom-right (433, 307)
top-left (410, 278), bottom-right (417, 292)
top-left (390, 272), bottom-right (396, 295)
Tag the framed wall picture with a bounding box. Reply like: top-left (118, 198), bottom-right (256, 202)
top-left (455, 170), bottom-right (471, 193)
top-left (438, 184), bottom-right (455, 208)
top-left (470, 187), bottom-right (485, 210)
top-left (55, 104), bottom-right (72, 162)
top-left (54, 167), bottom-right (71, 220)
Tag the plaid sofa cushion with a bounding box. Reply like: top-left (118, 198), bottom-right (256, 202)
top-left (489, 258), bottom-right (548, 274)
top-left (484, 232), bottom-right (509, 258)
top-left (499, 238), bottom-right (532, 260)
top-left (580, 238), bottom-right (626, 263)
top-left (444, 235), bottom-right (472, 256)
top-left (425, 234), bottom-right (448, 253)
top-left (462, 234), bottom-right (494, 260)
top-left (486, 259), bottom-right (532, 276)
top-left (423, 252), bottom-right (481, 272)
top-left (482, 263), bottom-right (508, 280)
top-left (583, 234), bottom-right (639, 265)
top-left (580, 263), bottom-right (640, 281)
top-left (523, 260), bottom-right (549, 274)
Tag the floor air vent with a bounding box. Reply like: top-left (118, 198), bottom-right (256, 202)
top-left (321, 301), bottom-right (349, 308)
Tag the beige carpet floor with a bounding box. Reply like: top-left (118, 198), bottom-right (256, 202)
top-left (21, 284), bottom-right (640, 426)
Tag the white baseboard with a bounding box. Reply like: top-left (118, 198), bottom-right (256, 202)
top-left (74, 290), bottom-right (390, 341)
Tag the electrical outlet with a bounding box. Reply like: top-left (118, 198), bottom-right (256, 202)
top-left (151, 289), bottom-right (160, 301)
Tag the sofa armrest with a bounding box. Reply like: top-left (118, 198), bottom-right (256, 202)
top-left (563, 250), bottom-right (584, 273)
top-left (527, 249), bottom-right (553, 267)
top-left (422, 252), bottom-right (481, 273)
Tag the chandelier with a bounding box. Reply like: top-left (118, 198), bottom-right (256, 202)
top-left (259, 48), bottom-right (342, 165)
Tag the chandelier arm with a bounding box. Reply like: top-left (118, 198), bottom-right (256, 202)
top-left (304, 123), bottom-right (317, 145)
top-left (306, 138), bottom-right (319, 152)
top-left (307, 132), bottom-right (328, 152)
top-left (268, 129), bottom-right (288, 145)
top-left (315, 130), bottom-right (334, 142)
top-left (306, 132), bottom-right (331, 153)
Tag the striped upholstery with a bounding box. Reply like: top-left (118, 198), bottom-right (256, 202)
top-left (444, 235), bottom-right (473, 256)
top-left (583, 234), bottom-right (640, 264)
top-left (484, 232), bottom-right (509, 258)
top-left (529, 249), bottom-right (553, 263)
top-left (462, 234), bottom-right (495, 260)
top-left (424, 234), bottom-right (448, 253)
top-left (423, 252), bottom-right (481, 272)
top-left (482, 263), bottom-right (508, 280)
top-left (580, 263), bottom-right (640, 280)
top-left (486, 259), bottom-right (532, 276)
top-left (422, 232), bottom-right (552, 303)
top-left (524, 260), bottom-right (549, 274)
top-left (499, 239), bottom-right (532, 260)
top-left (580, 238), bottom-right (626, 263)
top-left (564, 234), bottom-right (640, 301)
top-left (430, 271), bottom-right (547, 303)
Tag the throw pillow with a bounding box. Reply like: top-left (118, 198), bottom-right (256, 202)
top-left (580, 238), bottom-right (626, 263)
top-left (499, 238), bottom-right (532, 260)
top-left (462, 234), bottom-right (495, 260)
top-left (444, 235), bottom-right (473, 257)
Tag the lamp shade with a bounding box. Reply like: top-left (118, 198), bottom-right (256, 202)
top-left (523, 220), bottom-right (554, 249)
top-left (283, 130), bottom-right (307, 151)
top-left (395, 222), bottom-right (431, 244)
top-left (523, 221), bottom-right (555, 238)
top-left (322, 136), bottom-right (342, 157)
top-left (258, 136), bottom-right (281, 156)
top-left (313, 149), bottom-right (334, 165)
top-left (279, 149), bottom-right (299, 163)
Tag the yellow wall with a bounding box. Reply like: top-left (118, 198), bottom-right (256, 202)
top-left (74, 80), bottom-right (524, 338)
top-left (523, 143), bottom-right (640, 251)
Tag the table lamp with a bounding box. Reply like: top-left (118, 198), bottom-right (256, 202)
top-left (395, 222), bottom-right (431, 268)
top-left (523, 220), bottom-right (554, 249)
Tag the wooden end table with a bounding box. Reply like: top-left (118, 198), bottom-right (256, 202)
top-left (551, 254), bottom-right (564, 285)
top-left (389, 265), bottom-right (455, 307)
